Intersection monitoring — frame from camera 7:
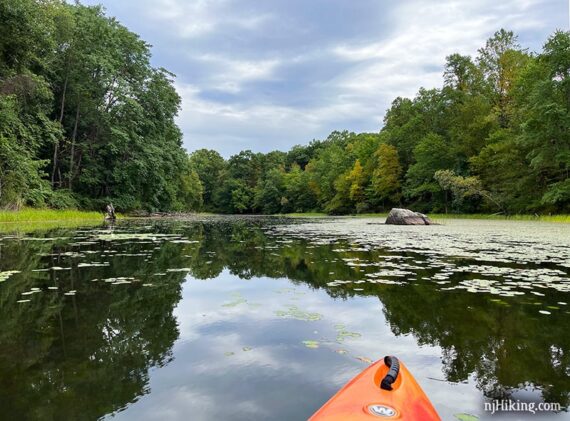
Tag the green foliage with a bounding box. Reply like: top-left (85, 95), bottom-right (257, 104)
top-left (0, 93), bottom-right (53, 209)
top-left (254, 168), bottom-right (285, 214)
top-left (189, 149), bottom-right (225, 208)
top-left (0, 0), bottom-right (200, 213)
top-left (405, 133), bottom-right (455, 208)
top-left (369, 143), bottom-right (402, 207)
top-left (434, 170), bottom-right (502, 212)
top-left (1, 4), bottom-right (569, 217)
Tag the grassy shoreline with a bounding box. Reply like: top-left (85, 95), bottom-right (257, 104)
top-left (2, 209), bottom-right (569, 226)
top-left (0, 208), bottom-right (106, 224)
top-left (0, 209), bottom-right (116, 233)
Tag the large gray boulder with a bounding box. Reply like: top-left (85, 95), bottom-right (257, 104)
top-left (385, 208), bottom-right (432, 225)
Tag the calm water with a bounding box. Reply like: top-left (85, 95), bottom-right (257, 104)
top-left (1, 216), bottom-right (569, 420)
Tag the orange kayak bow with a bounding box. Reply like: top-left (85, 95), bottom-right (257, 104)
top-left (309, 356), bottom-right (441, 420)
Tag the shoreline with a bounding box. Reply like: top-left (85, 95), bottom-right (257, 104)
top-left (1, 209), bottom-right (569, 227)
top-left (0, 209), bottom-right (108, 224)
top-left (282, 212), bottom-right (570, 223)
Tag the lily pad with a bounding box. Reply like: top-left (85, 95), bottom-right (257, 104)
top-left (0, 271), bottom-right (21, 282)
top-left (275, 305), bottom-right (322, 321)
top-left (302, 340), bottom-right (320, 349)
top-left (335, 328), bottom-right (362, 343)
top-left (539, 310), bottom-right (551, 315)
top-left (223, 293), bottom-right (247, 308)
top-left (454, 414), bottom-right (479, 421)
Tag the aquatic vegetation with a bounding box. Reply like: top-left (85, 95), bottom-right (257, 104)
top-left (77, 262), bottom-right (110, 268)
top-left (275, 305), bottom-right (323, 321)
top-left (0, 271), bottom-right (20, 282)
top-left (0, 217), bottom-right (569, 420)
top-left (539, 310), bottom-right (551, 315)
top-left (222, 293), bottom-right (248, 308)
top-left (336, 329), bottom-right (362, 343)
top-left (95, 233), bottom-right (180, 241)
top-left (454, 414), bottom-right (479, 421)
top-left (302, 340), bottom-right (320, 349)
top-left (21, 290), bottom-right (41, 296)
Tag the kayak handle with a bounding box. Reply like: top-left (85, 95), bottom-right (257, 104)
top-left (380, 356), bottom-right (400, 391)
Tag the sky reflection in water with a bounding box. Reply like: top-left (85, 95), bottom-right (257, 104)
top-left (0, 217), bottom-right (568, 420)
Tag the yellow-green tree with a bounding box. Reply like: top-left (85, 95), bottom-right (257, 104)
top-left (348, 159), bottom-right (366, 203)
top-left (368, 144), bottom-right (402, 208)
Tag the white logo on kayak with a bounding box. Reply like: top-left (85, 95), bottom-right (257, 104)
top-left (368, 404), bottom-right (397, 417)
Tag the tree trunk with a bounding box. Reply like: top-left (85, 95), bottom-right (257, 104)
top-left (52, 71), bottom-right (69, 187)
top-left (51, 143), bottom-right (59, 187)
top-left (59, 73), bottom-right (68, 123)
top-left (68, 102), bottom-right (80, 190)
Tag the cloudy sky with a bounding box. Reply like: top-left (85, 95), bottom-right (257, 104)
top-left (83, 0), bottom-right (567, 157)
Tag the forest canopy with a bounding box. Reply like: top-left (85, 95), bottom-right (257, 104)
top-left (1, 0), bottom-right (569, 215)
top-left (0, 0), bottom-right (200, 212)
top-left (191, 29), bottom-right (570, 215)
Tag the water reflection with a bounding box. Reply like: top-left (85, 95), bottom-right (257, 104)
top-left (0, 217), bottom-right (568, 420)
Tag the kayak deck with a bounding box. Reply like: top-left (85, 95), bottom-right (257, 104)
top-left (309, 357), bottom-right (441, 420)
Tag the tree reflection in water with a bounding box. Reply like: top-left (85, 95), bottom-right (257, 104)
top-left (0, 217), bottom-right (568, 418)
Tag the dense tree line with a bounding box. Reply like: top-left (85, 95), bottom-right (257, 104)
top-left (191, 29), bottom-right (570, 215)
top-left (1, 1), bottom-right (569, 215)
top-left (0, 0), bottom-right (201, 212)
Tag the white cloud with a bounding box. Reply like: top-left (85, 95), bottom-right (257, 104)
top-left (174, 81), bottom-right (381, 156)
top-left (331, 0), bottom-right (549, 102)
top-left (89, 0), bottom-right (564, 155)
top-left (142, 0), bottom-right (272, 38)
top-left (194, 54), bottom-right (281, 93)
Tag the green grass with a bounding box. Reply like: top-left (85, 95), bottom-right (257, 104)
top-left (0, 219), bottom-right (108, 233)
top-left (0, 208), bottom-right (107, 224)
top-left (0, 208), bottom-right (122, 233)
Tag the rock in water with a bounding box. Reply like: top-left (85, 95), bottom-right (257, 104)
top-left (385, 208), bottom-right (432, 225)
